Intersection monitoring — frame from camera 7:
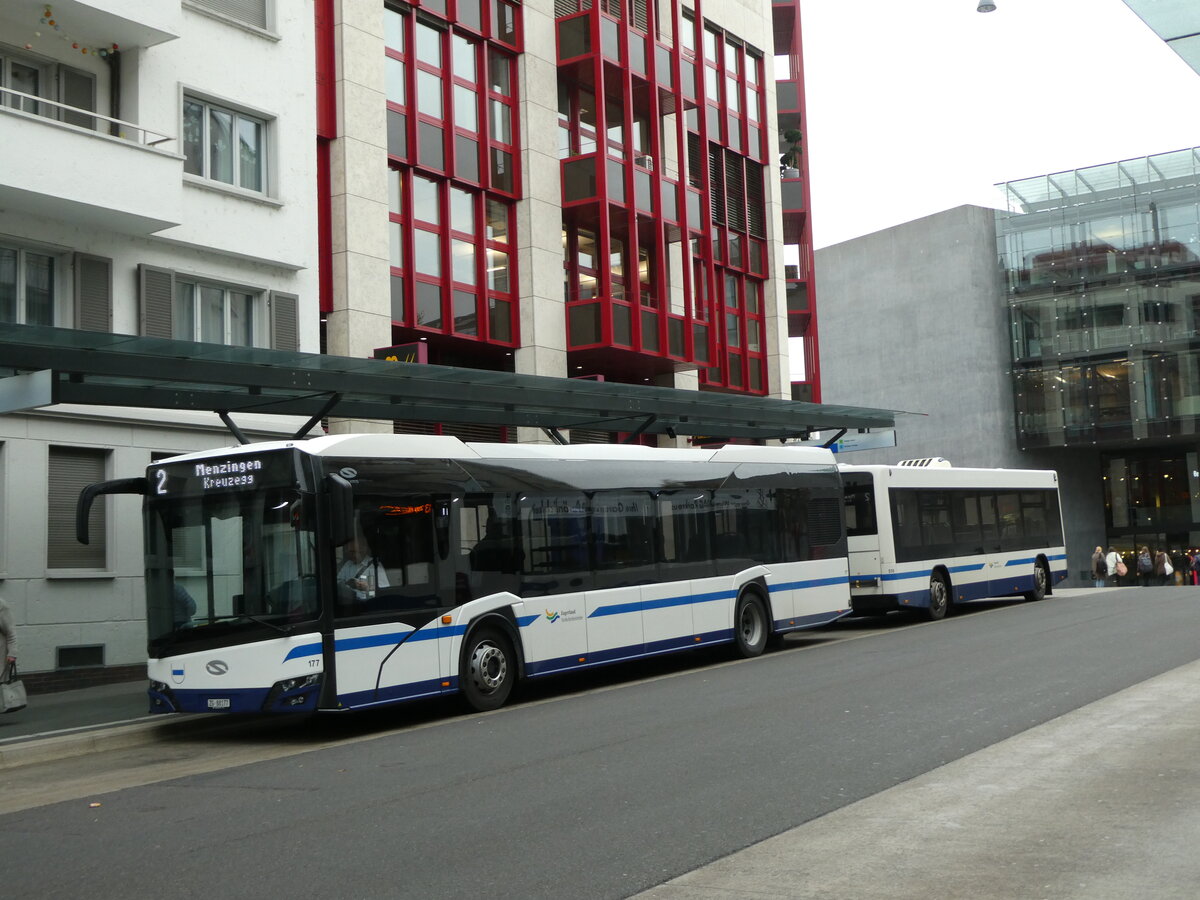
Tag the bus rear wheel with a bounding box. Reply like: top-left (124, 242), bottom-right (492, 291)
top-left (733, 591), bottom-right (769, 658)
top-left (1024, 560), bottom-right (1049, 602)
top-left (927, 572), bottom-right (950, 621)
top-left (461, 626), bottom-right (516, 712)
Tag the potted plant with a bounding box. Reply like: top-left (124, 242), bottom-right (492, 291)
top-left (780, 128), bottom-right (803, 177)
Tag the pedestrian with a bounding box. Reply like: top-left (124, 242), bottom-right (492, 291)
top-left (1192, 550), bottom-right (1200, 586)
top-left (1154, 548), bottom-right (1173, 586)
top-left (1105, 546), bottom-right (1124, 586)
top-left (0, 595), bottom-right (16, 681)
top-left (1136, 546), bottom-right (1153, 586)
top-left (1091, 545), bottom-right (1107, 588)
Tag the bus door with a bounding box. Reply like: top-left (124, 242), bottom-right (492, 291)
top-left (585, 491), bottom-right (654, 659)
top-left (340, 495), bottom-right (455, 705)
top-left (842, 474), bottom-right (882, 589)
top-left (516, 493), bottom-right (589, 673)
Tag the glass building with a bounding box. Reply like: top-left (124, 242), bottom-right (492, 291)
top-left (997, 147), bottom-right (1200, 554)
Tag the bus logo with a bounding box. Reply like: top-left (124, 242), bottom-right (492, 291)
top-left (544, 609), bottom-right (560, 623)
top-left (206, 660), bottom-right (229, 676)
top-left (171, 666), bottom-right (185, 684)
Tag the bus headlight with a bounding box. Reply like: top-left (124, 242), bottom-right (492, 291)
top-left (264, 673), bottom-right (322, 711)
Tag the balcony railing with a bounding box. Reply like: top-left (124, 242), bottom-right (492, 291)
top-left (0, 86), bottom-right (171, 146)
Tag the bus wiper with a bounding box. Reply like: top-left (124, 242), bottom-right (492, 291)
top-left (209, 614), bottom-right (292, 634)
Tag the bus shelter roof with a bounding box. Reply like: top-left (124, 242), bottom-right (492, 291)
top-left (0, 324), bottom-right (901, 443)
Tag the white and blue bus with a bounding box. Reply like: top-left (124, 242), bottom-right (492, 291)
top-left (79, 435), bottom-right (852, 714)
top-left (839, 459), bottom-right (1067, 620)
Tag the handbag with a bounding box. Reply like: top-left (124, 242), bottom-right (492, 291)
top-left (1164, 559), bottom-right (1174, 576)
top-left (2, 662), bottom-right (27, 714)
top-left (1116, 559), bottom-right (1128, 577)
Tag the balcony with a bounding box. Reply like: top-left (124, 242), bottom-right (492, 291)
top-left (1, 0), bottom-right (180, 50)
top-left (0, 88), bottom-right (182, 235)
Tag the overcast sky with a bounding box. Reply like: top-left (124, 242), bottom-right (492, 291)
top-left (800, 0), bottom-right (1200, 250)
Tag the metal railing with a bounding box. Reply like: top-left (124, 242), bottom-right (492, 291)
top-left (0, 85), bottom-right (172, 146)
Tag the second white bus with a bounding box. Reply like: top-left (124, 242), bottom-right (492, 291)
top-left (839, 460), bottom-right (1067, 619)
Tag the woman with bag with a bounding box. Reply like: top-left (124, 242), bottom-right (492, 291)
top-left (1105, 547), bottom-right (1125, 586)
top-left (0, 595), bottom-right (22, 713)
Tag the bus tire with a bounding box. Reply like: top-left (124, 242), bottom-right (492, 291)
top-left (927, 571), bottom-right (950, 621)
top-left (460, 626), bottom-right (516, 712)
top-left (733, 591), bottom-right (769, 658)
top-left (1024, 559), bottom-right (1049, 602)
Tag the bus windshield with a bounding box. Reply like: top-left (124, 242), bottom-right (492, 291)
top-left (145, 486), bottom-right (319, 654)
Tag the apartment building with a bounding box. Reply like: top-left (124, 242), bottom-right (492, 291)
top-left (321, 0), bottom-right (817, 438)
top-left (0, 0), bottom-right (318, 681)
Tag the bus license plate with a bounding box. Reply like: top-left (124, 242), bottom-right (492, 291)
top-left (207, 698), bottom-right (231, 709)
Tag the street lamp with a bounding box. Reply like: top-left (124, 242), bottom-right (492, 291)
top-left (977, 1), bottom-right (997, 11)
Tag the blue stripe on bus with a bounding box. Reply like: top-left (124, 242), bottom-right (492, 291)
top-left (588, 589), bottom-right (737, 619)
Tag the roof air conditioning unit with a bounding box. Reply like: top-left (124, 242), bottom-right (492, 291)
top-left (634, 154), bottom-right (654, 170)
top-left (897, 457), bottom-right (952, 468)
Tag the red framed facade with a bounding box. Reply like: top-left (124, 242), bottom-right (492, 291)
top-left (772, 0), bottom-right (821, 402)
top-left (383, 0), bottom-right (523, 354)
top-left (556, 0), bottom-right (771, 394)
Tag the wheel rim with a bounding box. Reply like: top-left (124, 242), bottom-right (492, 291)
top-left (1035, 564), bottom-right (1047, 594)
top-left (930, 578), bottom-right (947, 615)
top-left (469, 641), bottom-right (507, 694)
top-left (739, 601), bottom-right (763, 647)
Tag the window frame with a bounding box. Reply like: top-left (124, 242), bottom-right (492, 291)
top-left (0, 240), bottom-right (63, 327)
top-left (181, 91), bottom-right (272, 195)
top-left (172, 276), bottom-right (266, 347)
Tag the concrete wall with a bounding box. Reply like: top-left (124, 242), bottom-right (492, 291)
top-left (816, 205), bottom-right (1105, 585)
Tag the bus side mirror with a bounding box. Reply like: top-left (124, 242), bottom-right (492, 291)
top-left (77, 477), bottom-right (147, 545)
top-left (326, 473), bottom-right (355, 546)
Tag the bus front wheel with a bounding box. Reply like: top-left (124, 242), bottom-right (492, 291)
top-left (927, 572), bottom-right (950, 621)
top-left (461, 627), bottom-right (516, 712)
top-left (1024, 560), bottom-right (1049, 602)
top-left (733, 591), bottom-right (769, 658)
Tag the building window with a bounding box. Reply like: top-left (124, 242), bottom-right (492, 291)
top-left (0, 244), bottom-right (57, 326)
top-left (173, 279), bottom-right (261, 346)
top-left (182, 95), bottom-right (268, 193)
top-left (48, 446), bottom-right (107, 570)
top-left (188, 0), bottom-right (269, 30)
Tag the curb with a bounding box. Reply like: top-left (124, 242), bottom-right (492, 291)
top-left (0, 715), bottom-right (238, 770)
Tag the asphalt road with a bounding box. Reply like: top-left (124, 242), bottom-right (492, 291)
top-left (1, 587), bottom-right (1197, 899)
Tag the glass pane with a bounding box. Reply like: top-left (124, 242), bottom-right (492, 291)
top-left (726, 312), bottom-right (740, 347)
top-left (390, 274), bottom-right (406, 322)
top-left (487, 249), bottom-right (509, 292)
top-left (200, 285), bottom-right (225, 343)
top-left (0, 248), bottom-right (16, 323)
top-left (24, 252), bottom-right (53, 326)
top-left (389, 222), bottom-right (403, 269)
top-left (10, 62), bottom-right (39, 113)
top-left (453, 289), bottom-right (478, 334)
top-left (386, 57), bottom-right (406, 105)
top-left (414, 231), bottom-right (441, 277)
top-left (453, 35), bottom-right (477, 80)
top-left (490, 53), bottom-right (512, 96)
top-left (416, 281), bottom-right (442, 328)
top-left (384, 8), bottom-right (406, 51)
top-left (747, 318), bottom-right (760, 352)
top-left (641, 309), bottom-right (659, 352)
top-left (229, 291), bottom-right (254, 346)
top-left (388, 168), bottom-right (403, 214)
top-left (452, 239), bottom-right (476, 285)
top-left (450, 187), bottom-right (474, 234)
top-left (486, 199), bottom-right (508, 243)
top-left (494, 0), bottom-right (517, 45)
top-left (209, 109), bottom-right (234, 184)
top-left (489, 298), bottom-right (512, 341)
top-left (454, 86), bottom-right (478, 131)
top-left (613, 303), bottom-right (632, 345)
top-left (412, 176), bottom-right (440, 224)
top-left (458, 0), bottom-right (482, 31)
top-left (490, 99), bottom-right (511, 143)
top-left (419, 122), bottom-right (445, 169)
top-left (238, 117), bottom-right (263, 191)
top-left (416, 22), bottom-right (442, 66)
top-left (455, 135), bottom-right (479, 182)
top-left (387, 109), bottom-right (407, 158)
top-left (173, 282), bottom-right (195, 341)
top-left (183, 100), bottom-right (204, 176)
top-left (418, 71), bottom-right (443, 118)
top-left (490, 148), bottom-right (513, 192)
top-left (569, 302), bottom-right (601, 345)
